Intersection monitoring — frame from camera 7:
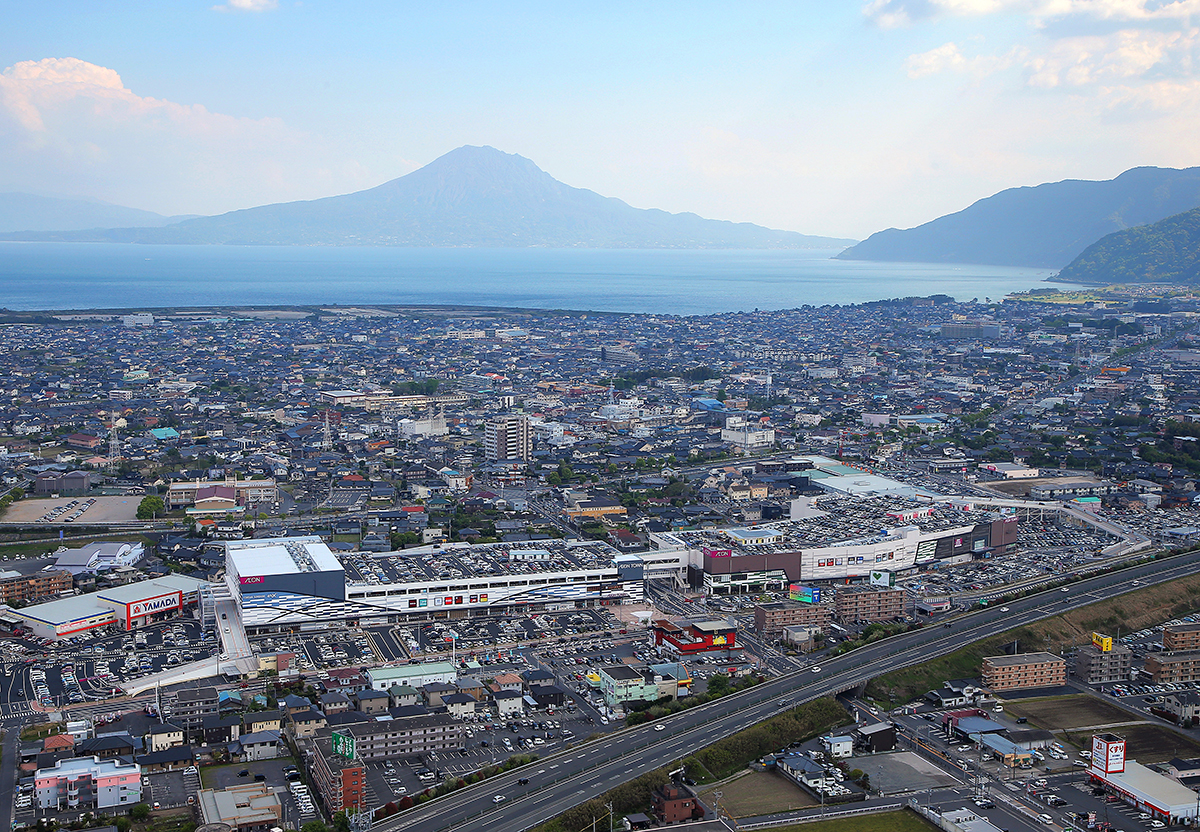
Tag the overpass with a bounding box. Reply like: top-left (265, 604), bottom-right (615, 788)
top-left (370, 546), bottom-right (1200, 832)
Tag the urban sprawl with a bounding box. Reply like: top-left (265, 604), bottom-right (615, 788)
top-left (6, 294), bottom-right (1200, 832)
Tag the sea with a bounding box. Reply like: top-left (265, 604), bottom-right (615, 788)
top-left (0, 243), bottom-right (1074, 316)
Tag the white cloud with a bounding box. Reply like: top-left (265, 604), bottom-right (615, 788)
top-left (212, 0), bottom-right (278, 12)
top-left (905, 42), bottom-right (1028, 76)
top-left (0, 57), bottom-right (378, 215)
top-left (866, 0), bottom-right (1200, 26)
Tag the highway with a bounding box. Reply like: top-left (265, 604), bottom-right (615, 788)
top-left (372, 547), bottom-right (1200, 832)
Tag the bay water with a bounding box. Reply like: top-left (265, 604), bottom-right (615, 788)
top-left (0, 243), bottom-right (1071, 315)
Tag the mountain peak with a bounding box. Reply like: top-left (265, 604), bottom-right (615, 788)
top-left (0, 146), bottom-right (855, 249)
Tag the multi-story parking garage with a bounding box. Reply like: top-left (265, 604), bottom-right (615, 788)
top-left (648, 494), bottom-right (1018, 595)
top-left (224, 535), bottom-right (655, 633)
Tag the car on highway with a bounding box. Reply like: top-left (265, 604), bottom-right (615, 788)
top-left (999, 606), bottom-right (1010, 612)
top-left (811, 666), bottom-right (821, 673)
top-left (654, 724), bottom-right (665, 732)
top-left (493, 795), bottom-right (506, 804)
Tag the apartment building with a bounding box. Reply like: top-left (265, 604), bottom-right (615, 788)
top-left (308, 735), bottom-right (366, 814)
top-left (1074, 643), bottom-right (1133, 685)
top-left (1145, 650), bottom-right (1200, 684)
top-left (318, 713), bottom-right (464, 763)
top-left (484, 415), bottom-right (531, 462)
top-left (35, 756), bottom-right (142, 811)
top-left (753, 601), bottom-right (833, 638)
top-left (1163, 623), bottom-right (1200, 652)
top-left (981, 653), bottom-right (1066, 691)
top-left (0, 569), bottom-right (72, 604)
top-left (170, 686), bottom-right (219, 734)
top-left (834, 586), bottom-right (905, 623)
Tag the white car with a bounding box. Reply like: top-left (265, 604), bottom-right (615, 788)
top-left (654, 724), bottom-right (665, 732)
top-left (493, 795), bottom-right (506, 804)
top-left (999, 606), bottom-right (1010, 612)
top-left (812, 666), bottom-right (821, 673)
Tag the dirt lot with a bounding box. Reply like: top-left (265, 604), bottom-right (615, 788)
top-left (1004, 695), bottom-right (1133, 730)
top-left (1063, 724), bottom-right (1200, 763)
top-left (4, 495), bottom-right (142, 524)
top-left (699, 771), bottom-right (816, 817)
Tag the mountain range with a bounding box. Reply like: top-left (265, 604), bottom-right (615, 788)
top-left (0, 193), bottom-right (191, 233)
top-left (836, 166), bottom-right (1200, 269)
top-left (0, 146), bottom-right (853, 250)
top-left (1057, 206), bottom-right (1200, 285)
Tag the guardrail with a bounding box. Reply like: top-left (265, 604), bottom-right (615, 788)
top-left (738, 801), bottom-right (904, 828)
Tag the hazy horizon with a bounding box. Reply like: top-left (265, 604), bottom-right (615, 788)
top-left (3, 2), bottom-right (1198, 240)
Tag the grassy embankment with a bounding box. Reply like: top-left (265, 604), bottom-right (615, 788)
top-left (532, 697), bottom-right (850, 832)
top-left (866, 572), bottom-right (1200, 706)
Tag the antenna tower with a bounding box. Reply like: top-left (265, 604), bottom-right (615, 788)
top-left (108, 411), bottom-right (120, 473)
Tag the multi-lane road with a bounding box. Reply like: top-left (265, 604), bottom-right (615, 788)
top-left (373, 547), bottom-right (1200, 832)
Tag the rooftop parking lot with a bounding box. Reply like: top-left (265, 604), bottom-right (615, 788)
top-left (339, 540), bottom-right (621, 585)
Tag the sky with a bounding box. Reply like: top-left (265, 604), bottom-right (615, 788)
top-left (2, 1), bottom-right (1198, 240)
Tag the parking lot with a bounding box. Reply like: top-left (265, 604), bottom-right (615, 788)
top-left (5, 618), bottom-right (218, 708)
top-left (4, 495), bottom-right (142, 524)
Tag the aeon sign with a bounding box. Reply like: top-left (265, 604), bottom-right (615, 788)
top-left (240, 576), bottom-right (266, 585)
top-left (129, 595), bottom-right (179, 617)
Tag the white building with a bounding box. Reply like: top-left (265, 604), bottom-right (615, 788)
top-left (398, 415), bottom-right (449, 438)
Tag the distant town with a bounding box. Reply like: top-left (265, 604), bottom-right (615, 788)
top-left (6, 290), bottom-right (1200, 832)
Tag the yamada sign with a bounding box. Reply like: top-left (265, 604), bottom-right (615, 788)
top-left (129, 594), bottom-right (180, 618)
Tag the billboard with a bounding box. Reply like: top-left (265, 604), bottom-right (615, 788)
top-left (129, 594), bottom-right (180, 618)
top-left (869, 570), bottom-right (895, 588)
top-left (789, 584), bottom-right (821, 604)
top-left (703, 548), bottom-right (733, 558)
top-left (239, 575), bottom-right (265, 585)
top-left (1091, 734), bottom-right (1125, 774)
top-left (1092, 632), bottom-right (1113, 652)
top-left (332, 730), bottom-right (356, 759)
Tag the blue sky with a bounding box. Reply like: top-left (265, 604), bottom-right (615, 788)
top-left (2, 1), bottom-right (1197, 238)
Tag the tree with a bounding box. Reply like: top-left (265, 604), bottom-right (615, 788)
top-left (136, 495), bottom-right (164, 520)
top-left (331, 812), bottom-right (350, 832)
top-left (300, 822), bottom-right (328, 832)
top-left (130, 805), bottom-right (150, 821)
top-left (706, 673), bottom-right (731, 695)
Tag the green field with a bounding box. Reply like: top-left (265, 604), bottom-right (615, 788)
top-left (698, 771), bottom-right (816, 817)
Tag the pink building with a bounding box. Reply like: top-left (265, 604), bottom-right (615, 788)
top-left (36, 756), bottom-right (142, 811)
